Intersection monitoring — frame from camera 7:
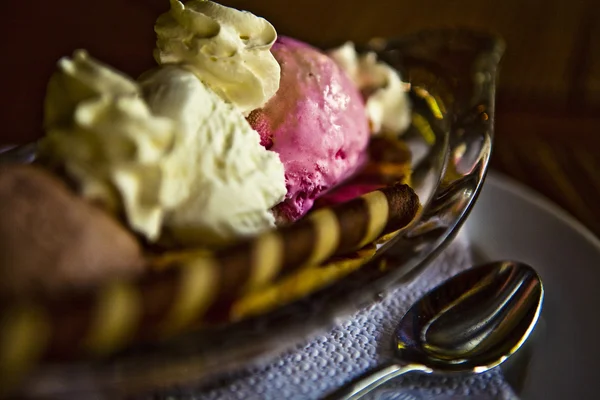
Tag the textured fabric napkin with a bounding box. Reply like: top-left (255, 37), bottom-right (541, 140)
top-left (160, 230), bottom-right (519, 400)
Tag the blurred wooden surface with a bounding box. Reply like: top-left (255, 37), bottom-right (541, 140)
top-left (0, 0), bottom-right (598, 235)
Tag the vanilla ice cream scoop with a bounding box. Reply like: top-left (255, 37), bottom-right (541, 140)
top-left (154, 0), bottom-right (281, 114)
top-left (140, 65), bottom-right (286, 246)
top-left (40, 51), bottom-right (286, 247)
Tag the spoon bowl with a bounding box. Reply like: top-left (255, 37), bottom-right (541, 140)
top-left (324, 260), bottom-right (544, 399)
top-left (398, 260), bottom-right (543, 371)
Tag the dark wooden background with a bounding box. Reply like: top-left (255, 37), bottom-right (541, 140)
top-left (1, 0), bottom-right (598, 235)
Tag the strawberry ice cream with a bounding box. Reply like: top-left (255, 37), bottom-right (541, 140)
top-left (248, 37), bottom-right (370, 222)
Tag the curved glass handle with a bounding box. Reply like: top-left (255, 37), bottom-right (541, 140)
top-left (322, 362), bottom-right (432, 400)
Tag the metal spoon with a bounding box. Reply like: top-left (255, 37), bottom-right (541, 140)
top-left (323, 260), bottom-right (544, 400)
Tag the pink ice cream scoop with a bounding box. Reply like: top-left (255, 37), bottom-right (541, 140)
top-left (248, 36), bottom-right (370, 222)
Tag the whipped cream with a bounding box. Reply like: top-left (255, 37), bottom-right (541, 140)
top-left (44, 49), bottom-right (139, 129)
top-left (41, 51), bottom-right (180, 239)
top-left (329, 42), bottom-right (411, 135)
top-left (41, 51), bottom-right (286, 246)
top-left (154, 0), bottom-right (281, 115)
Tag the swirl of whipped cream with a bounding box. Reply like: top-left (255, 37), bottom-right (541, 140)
top-left (41, 51), bottom-right (179, 239)
top-left (40, 51), bottom-right (286, 246)
top-left (329, 42), bottom-right (411, 136)
top-left (154, 0), bottom-right (281, 115)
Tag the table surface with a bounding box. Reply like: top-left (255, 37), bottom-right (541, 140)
top-left (1, 0), bottom-right (598, 236)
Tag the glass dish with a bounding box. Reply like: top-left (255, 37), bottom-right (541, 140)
top-left (7, 28), bottom-right (505, 398)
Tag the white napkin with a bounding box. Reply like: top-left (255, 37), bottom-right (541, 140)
top-left (162, 230), bottom-right (518, 400)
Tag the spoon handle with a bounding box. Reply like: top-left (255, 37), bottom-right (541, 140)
top-left (322, 362), bottom-right (432, 400)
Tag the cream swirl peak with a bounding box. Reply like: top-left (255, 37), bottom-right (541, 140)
top-left (154, 0), bottom-right (281, 114)
top-left (44, 49), bottom-right (140, 129)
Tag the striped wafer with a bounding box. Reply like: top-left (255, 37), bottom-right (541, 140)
top-left (0, 184), bottom-right (420, 396)
top-left (231, 244), bottom-right (379, 320)
top-left (0, 182), bottom-right (418, 389)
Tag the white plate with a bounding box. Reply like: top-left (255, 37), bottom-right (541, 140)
top-left (465, 172), bottom-right (600, 400)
